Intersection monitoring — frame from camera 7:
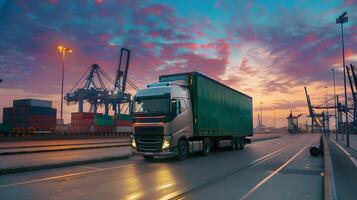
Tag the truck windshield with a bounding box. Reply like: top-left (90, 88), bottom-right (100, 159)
top-left (133, 98), bottom-right (170, 115)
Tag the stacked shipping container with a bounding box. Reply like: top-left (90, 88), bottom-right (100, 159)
top-left (70, 112), bottom-right (96, 133)
top-left (70, 113), bottom-right (115, 133)
top-left (114, 114), bottom-right (132, 132)
top-left (114, 114), bottom-right (132, 126)
top-left (2, 99), bottom-right (56, 133)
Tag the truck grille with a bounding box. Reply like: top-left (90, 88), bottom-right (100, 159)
top-left (136, 136), bottom-right (163, 152)
top-left (134, 126), bottom-right (163, 152)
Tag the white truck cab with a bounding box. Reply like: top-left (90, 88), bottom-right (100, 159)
top-left (131, 80), bottom-right (194, 160)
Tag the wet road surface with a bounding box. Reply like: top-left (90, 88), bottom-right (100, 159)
top-left (0, 133), bottom-right (322, 200)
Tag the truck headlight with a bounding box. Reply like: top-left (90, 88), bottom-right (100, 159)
top-left (131, 135), bottom-right (137, 148)
top-left (162, 136), bottom-right (171, 150)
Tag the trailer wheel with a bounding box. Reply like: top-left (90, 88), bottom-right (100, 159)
top-left (202, 138), bottom-right (212, 156)
top-left (232, 137), bottom-right (239, 151)
top-left (239, 137), bottom-right (245, 150)
top-left (143, 155), bottom-right (154, 160)
top-left (177, 139), bottom-right (189, 160)
top-left (213, 140), bottom-right (219, 149)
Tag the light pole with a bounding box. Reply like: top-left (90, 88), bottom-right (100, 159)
top-left (260, 102), bottom-right (263, 130)
top-left (58, 46), bottom-right (72, 125)
top-left (325, 86), bottom-right (329, 136)
top-left (336, 11), bottom-right (349, 147)
top-left (274, 106), bottom-right (276, 128)
top-left (332, 68), bottom-right (338, 140)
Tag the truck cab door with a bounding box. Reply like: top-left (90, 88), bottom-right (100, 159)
top-left (170, 99), bottom-right (193, 146)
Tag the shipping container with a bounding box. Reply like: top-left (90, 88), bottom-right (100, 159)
top-left (3, 99), bottom-right (56, 133)
top-left (115, 119), bottom-right (132, 126)
top-left (90, 125), bottom-right (114, 132)
top-left (13, 99), bottom-right (52, 108)
top-left (0, 123), bottom-right (12, 133)
top-left (3, 107), bottom-right (14, 124)
top-left (94, 115), bottom-right (114, 126)
top-left (115, 114), bottom-right (132, 121)
top-left (71, 112), bottom-right (97, 120)
top-left (114, 126), bottom-right (132, 133)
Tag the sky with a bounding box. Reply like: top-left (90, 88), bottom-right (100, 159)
top-left (0, 0), bottom-right (357, 128)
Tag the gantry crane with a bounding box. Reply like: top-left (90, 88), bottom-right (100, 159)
top-left (346, 64), bottom-right (357, 132)
top-left (287, 110), bottom-right (302, 133)
top-left (65, 48), bottom-right (138, 115)
top-left (304, 86), bottom-right (325, 132)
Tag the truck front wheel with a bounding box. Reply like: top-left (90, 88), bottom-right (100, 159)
top-left (177, 139), bottom-right (189, 160)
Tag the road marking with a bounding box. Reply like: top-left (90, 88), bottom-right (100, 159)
top-left (157, 183), bottom-right (175, 190)
top-left (239, 143), bottom-right (310, 200)
top-left (331, 139), bottom-right (357, 167)
top-left (160, 190), bottom-right (184, 200)
top-left (0, 163), bottom-right (137, 189)
top-left (169, 143), bottom-right (294, 200)
top-left (125, 192), bottom-right (144, 200)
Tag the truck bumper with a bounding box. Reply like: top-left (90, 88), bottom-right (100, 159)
top-left (132, 148), bottom-right (177, 157)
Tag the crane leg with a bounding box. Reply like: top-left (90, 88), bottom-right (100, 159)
top-left (79, 98), bottom-right (83, 113)
top-left (105, 103), bottom-right (109, 116)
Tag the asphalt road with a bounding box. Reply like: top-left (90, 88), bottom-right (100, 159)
top-left (0, 133), bottom-right (323, 200)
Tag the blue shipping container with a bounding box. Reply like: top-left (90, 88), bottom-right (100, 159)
top-left (13, 99), bottom-right (52, 108)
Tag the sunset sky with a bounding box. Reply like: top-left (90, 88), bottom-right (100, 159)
top-left (1, 0), bottom-right (357, 128)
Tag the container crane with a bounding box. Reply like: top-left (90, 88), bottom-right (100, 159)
top-left (65, 63), bottom-right (112, 114)
top-left (304, 86), bottom-right (324, 132)
top-left (109, 48), bottom-right (136, 115)
top-left (287, 110), bottom-right (302, 133)
top-left (346, 64), bottom-right (357, 132)
top-left (65, 48), bottom-right (138, 116)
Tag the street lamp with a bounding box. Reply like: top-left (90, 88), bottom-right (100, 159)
top-left (260, 102), bottom-right (263, 130)
top-left (274, 106), bottom-right (276, 128)
top-left (336, 11), bottom-right (349, 147)
top-left (325, 86), bottom-right (329, 136)
top-left (58, 46), bottom-right (72, 125)
top-left (332, 68), bottom-right (338, 140)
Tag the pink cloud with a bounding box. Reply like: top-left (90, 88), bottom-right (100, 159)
top-left (344, 0), bottom-right (355, 6)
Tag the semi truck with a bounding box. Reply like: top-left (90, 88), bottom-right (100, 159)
top-left (131, 72), bottom-right (253, 160)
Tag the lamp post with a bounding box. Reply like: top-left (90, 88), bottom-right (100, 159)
top-left (332, 68), bottom-right (338, 140)
top-left (336, 11), bottom-right (349, 147)
top-left (260, 102), bottom-right (263, 132)
top-left (274, 106), bottom-right (276, 128)
top-left (325, 86), bottom-right (330, 137)
top-left (58, 46), bottom-right (72, 125)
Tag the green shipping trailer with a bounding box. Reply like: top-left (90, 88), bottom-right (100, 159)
top-left (159, 72), bottom-right (253, 137)
top-left (133, 71), bottom-right (253, 160)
